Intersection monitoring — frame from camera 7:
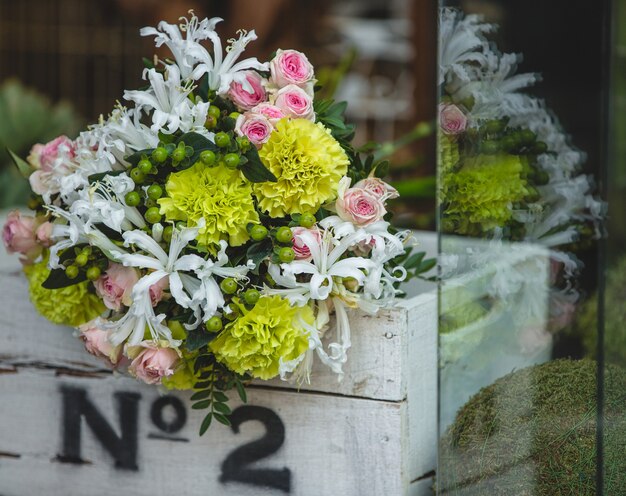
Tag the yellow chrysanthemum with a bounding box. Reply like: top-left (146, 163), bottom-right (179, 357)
top-left (158, 163), bottom-right (259, 249)
top-left (254, 118), bottom-right (349, 217)
top-left (210, 296), bottom-right (312, 380)
top-left (24, 257), bottom-right (105, 327)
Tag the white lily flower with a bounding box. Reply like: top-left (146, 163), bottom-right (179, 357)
top-left (124, 65), bottom-right (194, 134)
top-left (188, 25), bottom-right (269, 95)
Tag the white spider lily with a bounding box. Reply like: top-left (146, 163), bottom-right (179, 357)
top-left (178, 99), bottom-right (213, 138)
top-left (106, 106), bottom-right (159, 153)
top-left (188, 25), bottom-right (269, 95)
top-left (192, 240), bottom-right (255, 321)
top-left (124, 65), bottom-right (194, 134)
top-left (140, 15), bottom-right (222, 79)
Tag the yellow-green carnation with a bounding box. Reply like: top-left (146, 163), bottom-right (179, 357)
top-left (210, 296), bottom-right (312, 380)
top-left (24, 257), bottom-right (105, 327)
top-left (254, 118), bottom-right (349, 217)
top-left (158, 163), bottom-right (259, 249)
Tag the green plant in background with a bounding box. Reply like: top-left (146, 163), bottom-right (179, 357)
top-left (439, 359), bottom-right (626, 495)
top-left (0, 79), bottom-right (82, 208)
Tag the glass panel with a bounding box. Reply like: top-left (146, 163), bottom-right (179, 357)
top-left (437, 1), bottom-right (610, 494)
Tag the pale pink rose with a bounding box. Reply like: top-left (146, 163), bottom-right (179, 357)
top-left (251, 102), bottom-right (286, 124)
top-left (354, 177), bottom-right (399, 202)
top-left (228, 71), bottom-right (268, 111)
top-left (149, 277), bottom-right (169, 307)
top-left (79, 320), bottom-right (123, 366)
top-left (270, 49), bottom-right (315, 89)
top-left (335, 178), bottom-right (386, 227)
top-left (291, 227), bottom-right (321, 260)
top-left (27, 136), bottom-right (77, 197)
top-left (235, 113), bottom-right (274, 146)
top-left (274, 85), bottom-right (315, 121)
top-left (439, 103), bottom-right (467, 136)
top-left (128, 343), bottom-right (179, 385)
top-left (94, 263), bottom-right (139, 311)
top-left (35, 221), bottom-right (54, 247)
top-left (2, 210), bottom-right (41, 263)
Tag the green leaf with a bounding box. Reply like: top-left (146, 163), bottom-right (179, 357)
top-left (214, 413), bottom-right (232, 427)
top-left (199, 413), bottom-right (213, 436)
top-left (42, 268), bottom-right (87, 289)
top-left (192, 400), bottom-right (212, 410)
top-left (213, 402), bottom-right (232, 415)
top-left (87, 169), bottom-right (126, 184)
top-left (404, 252), bottom-right (425, 270)
top-left (417, 258), bottom-right (437, 274)
top-left (240, 148), bottom-right (277, 183)
top-left (236, 381), bottom-right (248, 403)
top-left (185, 329), bottom-right (215, 352)
top-left (177, 131), bottom-right (218, 164)
top-left (190, 390), bottom-right (212, 401)
top-left (213, 391), bottom-right (229, 403)
top-left (7, 148), bottom-right (32, 178)
top-left (246, 239), bottom-right (273, 270)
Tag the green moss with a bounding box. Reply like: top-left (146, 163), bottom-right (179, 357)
top-left (439, 359), bottom-right (626, 495)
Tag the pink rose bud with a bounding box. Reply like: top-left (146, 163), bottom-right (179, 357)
top-left (149, 276), bottom-right (169, 307)
top-left (251, 102), bottom-right (286, 124)
top-left (27, 136), bottom-right (77, 197)
top-left (270, 49), bottom-right (315, 88)
top-left (35, 221), bottom-right (54, 247)
top-left (228, 71), bottom-right (268, 111)
top-left (274, 85), bottom-right (315, 121)
top-left (93, 263), bottom-right (139, 312)
top-left (335, 178), bottom-right (387, 227)
top-left (235, 113), bottom-right (274, 146)
top-left (354, 177), bottom-right (399, 201)
top-left (2, 210), bottom-right (41, 263)
top-left (129, 344), bottom-right (179, 385)
top-left (439, 103), bottom-right (467, 135)
top-left (291, 227), bottom-right (322, 260)
top-left (79, 320), bottom-right (123, 366)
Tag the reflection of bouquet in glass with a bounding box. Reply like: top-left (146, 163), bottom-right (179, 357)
top-left (2, 14), bottom-right (421, 434)
top-left (438, 8), bottom-right (604, 329)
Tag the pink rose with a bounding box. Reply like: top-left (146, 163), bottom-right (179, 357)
top-left (270, 49), bottom-right (315, 89)
top-left (149, 276), bottom-right (169, 307)
top-left (291, 227), bottom-right (322, 260)
top-left (35, 221), bottom-right (54, 247)
top-left (2, 210), bottom-right (41, 263)
top-left (94, 263), bottom-right (139, 311)
top-left (128, 343), bottom-right (179, 385)
top-left (335, 178), bottom-right (386, 227)
top-left (354, 177), bottom-right (399, 201)
top-left (79, 320), bottom-right (123, 366)
top-left (27, 136), bottom-right (77, 197)
top-left (228, 71), bottom-right (268, 111)
top-left (439, 103), bottom-right (467, 136)
top-left (235, 113), bottom-right (274, 146)
top-left (274, 85), bottom-right (315, 121)
top-left (251, 102), bottom-right (286, 124)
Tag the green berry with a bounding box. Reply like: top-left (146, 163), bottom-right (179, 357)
top-left (215, 132), bottom-right (231, 148)
top-left (145, 207), bottom-right (162, 224)
top-left (86, 266), bottom-right (101, 281)
top-left (205, 116), bottom-right (217, 130)
top-left (229, 112), bottom-right (241, 120)
top-left (162, 225), bottom-right (173, 243)
top-left (206, 316), bottom-right (223, 332)
top-left (81, 246), bottom-right (93, 256)
top-left (484, 119), bottom-right (505, 134)
top-left (533, 141), bottom-right (548, 154)
top-left (208, 105), bottom-right (221, 121)
top-left (480, 140), bottom-right (500, 155)
top-left (147, 184), bottom-right (163, 200)
top-left (65, 265), bottom-right (79, 279)
top-left (279, 247), bottom-right (295, 263)
top-left (276, 226), bottom-right (293, 244)
top-left (236, 136), bottom-right (251, 151)
top-left (125, 191), bottom-right (141, 207)
top-left (520, 129), bottom-right (537, 145)
top-left (152, 147), bottom-right (169, 163)
top-left (172, 147), bottom-right (186, 162)
top-left (200, 150), bottom-right (217, 166)
top-left (243, 289), bottom-right (260, 305)
top-left (75, 253), bottom-right (89, 267)
top-left (130, 168), bottom-right (146, 184)
top-left (220, 277), bottom-right (238, 294)
top-left (300, 213), bottom-right (316, 228)
top-left (250, 225), bottom-right (268, 241)
top-left (223, 153), bottom-right (240, 169)
top-left (138, 159), bottom-right (153, 174)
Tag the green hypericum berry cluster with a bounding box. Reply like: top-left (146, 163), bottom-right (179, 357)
top-left (63, 245), bottom-right (106, 281)
top-left (464, 118), bottom-right (549, 157)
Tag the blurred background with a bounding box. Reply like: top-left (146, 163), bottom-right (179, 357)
top-left (0, 0), bottom-right (438, 226)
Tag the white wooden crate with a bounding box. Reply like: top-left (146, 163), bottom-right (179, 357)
top-left (0, 249), bottom-right (437, 496)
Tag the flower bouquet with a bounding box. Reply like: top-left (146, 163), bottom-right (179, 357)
top-left (2, 14), bottom-right (423, 434)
